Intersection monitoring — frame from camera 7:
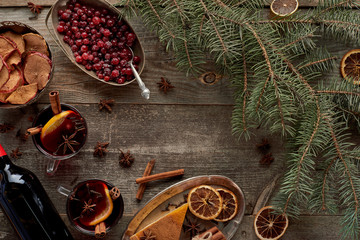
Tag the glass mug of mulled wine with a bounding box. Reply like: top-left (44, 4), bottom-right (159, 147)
top-left (31, 103), bottom-right (87, 175)
top-left (57, 179), bottom-right (124, 238)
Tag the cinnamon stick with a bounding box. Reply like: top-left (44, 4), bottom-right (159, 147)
top-left (49, 91), bottom-right (61, 115)
top-left (135, 169), bottom-right (184, 184)
top-left (26, 126), bottom-right (42, 136)
top-left (136, 159), bottom-right (156, 201)
top-left (95, 222), bottom-right (106, 238)
top-left (199, 226), bottom-right (226, 240)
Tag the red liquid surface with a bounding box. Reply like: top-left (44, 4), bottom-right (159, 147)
top-left (67, 180), bottom-right (123, 232)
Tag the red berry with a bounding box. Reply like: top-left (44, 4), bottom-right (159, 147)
top-left (117, 76), bottom-right (126, 84)
top-left (75, 55), bottom-right (82, 63)
top-left (133, 56), bottom-right (141, 64)
top-left (97, 40), bottom-right (104, 48)
top-left (125, 67), bottom-right (132, 75)
top-left (103, 29), bottom-right (111, 37)
top-left (104, 76), bottom-right (110, 82)
top-left (127, 33), bottom-right (136, 42)
top-left (111, 69), bottom-right (120, 78)
top-left (98, 73), bottom-right (104, 79)
top-left (80, 45), bottom-right (88, 52)
top-left (81, 52), bottom-right (89, 60)
top-left (57, 25), bottom-right (65, 33)
top-left (111, 58), bottom-right (120, 65)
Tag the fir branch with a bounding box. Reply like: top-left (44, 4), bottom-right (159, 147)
top-left (145, 0), bottom-right (175, 39)
top-left (242, 44), bottom-right (248, 133)
top-left (298, 56), bottom-right (338, 70)
top-left (322, 157), bottom-right (337, 211)
top-left (282, 33), bottom-right (315, 49)
top-left (199, 0), bottom-right (228, 66)
top-left (317, 90), bottom-right (360, 96)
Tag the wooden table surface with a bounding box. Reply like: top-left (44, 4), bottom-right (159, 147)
top-left (0, 1), bottom-right (352, 240)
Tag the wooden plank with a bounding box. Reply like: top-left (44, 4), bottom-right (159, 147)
top-left (0, 8), bottom-right (235, 105)
top-left (0, 8), bottom-right (354, 105)
top-left (0, 212), bottom-right (344, 240)
top-left (0, 0), bottom-right (324, 7)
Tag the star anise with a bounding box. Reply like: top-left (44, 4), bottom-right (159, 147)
top-left (157, 77), bottom-right (174, 94)
top-left (93, 142), bottom-right (109, 157)
top-left (260, 153), bottom-right (274, 165)
top-left (140, 230), bottom-right (156, 240)
top-left (27, 2), bottom-right (43, 19)
top-left (10, 148), bottom-right (22, 159)
top-left (119, 150), bottom-right (134, 168)
top-left (183, 217), bottom-right (202, 237)
top-left (256, 138), bottom-right (271, 154)
top-left (81, 199), bottom-right (96, 215)
top-left (99, 99), bottom-right (115, 113)
top-left (55, 131), bottom-right (80, 155)
top-left (0, 123), bottom-right (14, 133)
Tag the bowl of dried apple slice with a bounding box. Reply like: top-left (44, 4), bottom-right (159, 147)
top-left (0, 21), bottom-right (53, 109)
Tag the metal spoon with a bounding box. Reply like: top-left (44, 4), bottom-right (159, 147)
top-left (127, 46), bottom-right (150, 100)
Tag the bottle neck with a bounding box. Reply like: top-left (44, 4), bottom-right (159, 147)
top-left (0, 143), bottom-right (12, 169)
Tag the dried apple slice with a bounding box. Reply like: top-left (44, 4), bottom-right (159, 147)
top-left (0, 57), bottom-right (10, 89)
top-left (1, 31), bottom-right (25, 54)
top-left (0, 92), bottom-right (10, 103)
top-left (5, 49), bottom-right (21, 69)
top-left (6, 83), bottom-right (38, 105)
top-left (23, 52), bottom-right (52, 90)
top-left (0, 36), bottom-right (15, 59)
top-left (23, 33), bottom-right (49, 56)
top-left (0, 67), bottom-right (22, 93)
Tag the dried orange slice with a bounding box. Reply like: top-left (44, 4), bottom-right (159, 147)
top-left (214, 188), bottom-right (238, 222)
top-left (270, 0), bottom-right (299, 17)
top-left (254, 206), bottom-right (288, 240)
top-left (188, 185), bottom-right (223, 220)
top-left (340, 49), bottom-right (360, 84)
top-left (80, 182), bottom-right (114, 227)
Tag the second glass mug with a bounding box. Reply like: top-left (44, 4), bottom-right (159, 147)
top-left (57, 179), bottom-right (124, 237)
top-left (32, 103), bottom-right (87, 175)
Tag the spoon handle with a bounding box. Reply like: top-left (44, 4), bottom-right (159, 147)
top-left (130, 63), bottom-right (150, 100)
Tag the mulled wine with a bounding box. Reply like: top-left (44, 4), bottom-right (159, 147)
top-left (66, 179), bottom-right (124, 235)
top-left (32, 103), bottom-right (87, 159)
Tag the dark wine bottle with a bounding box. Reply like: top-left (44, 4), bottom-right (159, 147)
top-left (0, 144), bottom-right (74, 240)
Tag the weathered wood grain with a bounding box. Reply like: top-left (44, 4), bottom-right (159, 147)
top-left (0, 8), bottom-right (355, 106)
top-left (0, 0), bottom-right (323, 7)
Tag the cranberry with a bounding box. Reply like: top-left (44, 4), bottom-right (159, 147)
top-left (120, 59), bottom-right (127, 67)
top-left (74, 52), bottom-right (80, 57)
top-left (71, 45), bottom-right (78, 52)
top-left (72, 20), bottom-right (79, 27)
top-left (57, 25), bottom-right (65, 33)
top-left (81, 32), bottom-right (88, 38)
top-left (127, 33), bottom-right (136, 42)
top-left (93, 57), bottom-right (100, 63)
top-left (75, 55), bottom-right (82, 63)
top-left (81, 14), bottom-right (87, 21)
top-left (133, 64), bottom-right (139, 71)
top-left (80, 45), bottom-right (88, 52)
top-left (91, 45), bottom-right (99, 51)
top-left (133, 56), bottom-right (141, 64)
top-left (117, 76), bottom-right (126, 84)
top-left (94, 11), bottom-right (101, 17)
top-left (104, 53), bottom-right (111, 60)
top-left (74, 32), bottom-right (81, 39)
top-left (100, 48), bottom-right (107, 54)
top-left (58, 9), bottom-right (64, 17)
top-left (97, 40), bottom-right (104, 48)
top-left (101, 17), bottom-right (106, 24)
top-left (61, 12), bottom-right (71, 20)
top-left (117, 42), bottom-right (125, 49)
top-left (111, 58), bottom-right (120, 65)
top-left (103, 68), bottom-right (111, 76)
top-left (71, 26), bottom-right (79, 33)
top-left (98, 73), bottom-right (104, 79)
top-left (125, 67), bottom-right (132, 75)
top-left (103, 29), bottom-right (111, 37)
top-left (111, 39), bottom-right (118, 46)
top-left (85, 27), bottom-right (91, 33)
top-left (89, 22), bottom-right (95, 29)
top-left (111, 69), bottom-right (120, 78)
top-left (63, 35), bottom-right (70, 43)
top-left (79, 21), bottom-right (87, 28)
top-left (104, 76), bottom-right (110, 82)
top-left (81, 52), bottom-right (89, 60)
top-left (85, 64), bottom-right (92, 70)
top-left (104, 41), bottom-right (112, 49)
top-left (120, 24), bottom-right (128, 32)
top-left (102, 9), bottom-right (108, 15)
top-left (69, 39), bottom-right (74, 46)
top-left (83, 38), bottom-right (90, 45)
top-left (75, 39), bottom-right (82, 46)
top-left (93, 63), bottom-right (102, 70)
top-left (107, 19), bottom-right (115, 27)
top-left (121, 68), bottom-right (127, 75)
top-left (102, 37), bottom-right (109, 42)
top-left (111, 52), bottom-right (118, 58)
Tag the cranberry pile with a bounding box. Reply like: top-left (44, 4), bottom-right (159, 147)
top-left (56, 0), bottom-right (141, 84)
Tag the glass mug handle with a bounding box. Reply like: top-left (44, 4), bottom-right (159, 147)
top-left (57, 185), bottom-right (71, 197)
top-left (46, 159), bottom-right (61, 176)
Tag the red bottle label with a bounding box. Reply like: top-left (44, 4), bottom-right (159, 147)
top-left (0, 144), bottom-right (7, 157)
